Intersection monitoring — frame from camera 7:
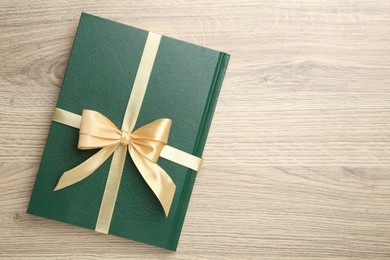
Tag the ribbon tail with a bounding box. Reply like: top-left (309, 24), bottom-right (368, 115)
top-left (54, 144), bottom-right (118, 191)
top-left (129, 146), bottom-right (176, 217)
top-left (160, 145), bottom-right (203, 171)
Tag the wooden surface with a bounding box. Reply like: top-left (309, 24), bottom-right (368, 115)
top-left (1, 1), bottom-right (390, 259)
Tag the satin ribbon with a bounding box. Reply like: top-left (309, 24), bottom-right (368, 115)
top-left (54, 109), bottom-right (176, 217)
top-left (52, 32), bottom-right (203, 234)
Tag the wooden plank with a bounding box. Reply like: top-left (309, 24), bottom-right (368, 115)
top-left (1, 1), bottom-right (390, 258)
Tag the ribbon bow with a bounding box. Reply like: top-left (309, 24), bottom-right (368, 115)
top-left (54, 109), bottom-right (176, 216)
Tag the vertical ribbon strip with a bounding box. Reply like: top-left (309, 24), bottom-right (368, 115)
top-left (95, 32), bottom-right (162, 233)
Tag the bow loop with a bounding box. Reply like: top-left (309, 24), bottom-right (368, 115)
top-left (78, 110), bottom-right (122, 149)
top-left (131, 119), bottom-right (172, 163)
top-left (132, 118), bottom-right (171, 143)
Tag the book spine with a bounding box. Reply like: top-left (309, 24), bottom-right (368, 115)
top-left (168, 52), bottom-right (230, 250)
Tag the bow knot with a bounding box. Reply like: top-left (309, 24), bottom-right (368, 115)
top-left (54, 109), bottom-right (176, 216)
top-left (120, 130), bottom-right (131, 145)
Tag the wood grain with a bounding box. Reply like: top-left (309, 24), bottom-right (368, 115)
top-left (1, 0), bottom-right (390, 259)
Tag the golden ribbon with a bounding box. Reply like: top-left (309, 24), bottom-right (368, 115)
top-left (52, 32), bottom-right (203, 234)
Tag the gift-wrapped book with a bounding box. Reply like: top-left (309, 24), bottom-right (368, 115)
top-left (27, 12), bottom-right (230, 250)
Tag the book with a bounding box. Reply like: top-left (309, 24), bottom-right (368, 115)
top-left (27, 12), bottom-right (230, 251)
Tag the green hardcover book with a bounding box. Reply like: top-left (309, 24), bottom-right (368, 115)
top-left (27, 12), bottom-right (229, 251)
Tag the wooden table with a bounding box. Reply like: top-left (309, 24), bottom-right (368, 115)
top-left (1, 1), bottom-right (390, 259)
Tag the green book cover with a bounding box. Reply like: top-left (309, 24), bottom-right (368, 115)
top-left (27, 12), bottom-right (230, 251)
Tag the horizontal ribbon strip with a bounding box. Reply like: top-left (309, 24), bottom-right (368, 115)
top-left (53, 108), bottom-right (203, 172)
